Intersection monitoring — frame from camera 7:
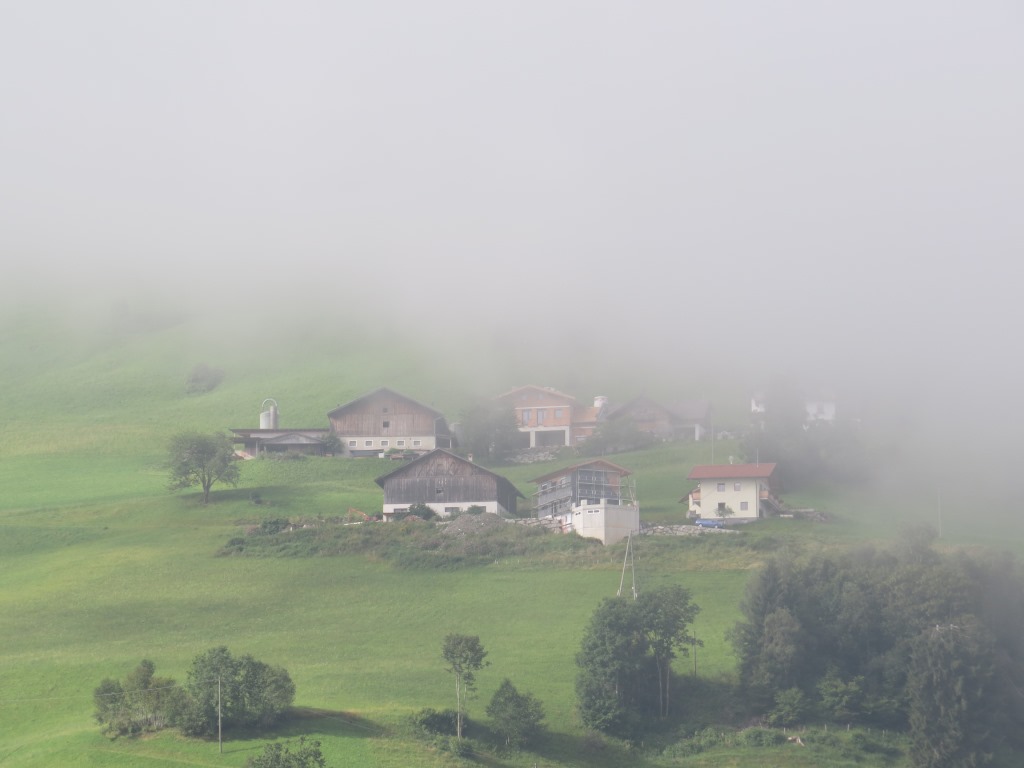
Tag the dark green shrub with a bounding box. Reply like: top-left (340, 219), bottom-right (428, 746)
top-left (740, 727), bottom-right (787, 747)
top-left (767, 687), bottom-right (808, 727)
top-left (258, 519), bottom-right (290, 535)
top-left (413, 707), bottom-right (460, 736)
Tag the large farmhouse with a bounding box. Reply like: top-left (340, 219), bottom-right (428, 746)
top-left (328, 387), bottom-right (453, 457)
top-left (375, 449), bottom-right (524, 521)
top-left (685, 463), bottom-right (778, 522)
top-left (531, 459), bottom-right (639, 545)
top-left (496, 385), bottom-right (607, 448)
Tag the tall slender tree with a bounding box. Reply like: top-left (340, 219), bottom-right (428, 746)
top-left (442, 634), bottom-right (488, 740)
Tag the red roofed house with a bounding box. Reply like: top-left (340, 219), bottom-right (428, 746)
top-left (531, 459), bottom-right (639, 545)
top-left (685, 463), bottom-right (778, 522)
top-left (496, 385), bottom-right (607, 448)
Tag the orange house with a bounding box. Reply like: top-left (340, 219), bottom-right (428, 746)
top-left (496, 385), bottom-right (607, 448)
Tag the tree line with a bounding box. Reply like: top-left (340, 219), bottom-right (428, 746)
top-left (728, 528), bottom-right (1024, 767)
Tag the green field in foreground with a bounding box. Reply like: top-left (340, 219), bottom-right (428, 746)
top-left (2, 310), bottom-right (1021, 766)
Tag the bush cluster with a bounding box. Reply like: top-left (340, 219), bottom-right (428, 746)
top-left (94, 648), bottom-right (294, 739)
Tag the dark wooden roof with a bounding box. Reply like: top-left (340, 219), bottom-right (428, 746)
top-left (374, 448), bottom-right (525, 498)
top-left (327, 387), bottom-right (445, 419)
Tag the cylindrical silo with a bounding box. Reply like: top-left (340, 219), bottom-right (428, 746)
top-left (259, 398), bottom-right (279, 429)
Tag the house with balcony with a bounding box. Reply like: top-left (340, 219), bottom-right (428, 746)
top-left (684, 463), bottom-right (779, 523)
top-left (496, 385), bottom-right (607, 448)
top-left (531, 459), bottom-right (639, 545)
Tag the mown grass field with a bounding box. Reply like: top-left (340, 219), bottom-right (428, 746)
top-left (1, 309), bottom-right (1020, 766)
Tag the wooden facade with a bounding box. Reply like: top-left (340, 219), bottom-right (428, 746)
top-left (608, 396), bottom-right (711, 441)
top-left (375, 449), bottom-right (523, 519)
top-left (328, 387), bottom-right (453, 456)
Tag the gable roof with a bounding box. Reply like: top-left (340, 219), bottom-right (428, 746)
top-left (609, 396), bottom-right (711, 422)
top-left (530, 459), bottom-right (633, 485)
top-left (374, 448), bottom-right (525, 498)
top-left (687, 463), bottom-right (776, 480)
top-left (230, 428), bottom-right (329, 440)
top-left (327, 387), bottom-right (445, 419)
top-left (496, 385), bottom-right (578, 404)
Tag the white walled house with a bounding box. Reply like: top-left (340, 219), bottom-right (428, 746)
top-left (531, 460), bottom-right (640, 545)
top-left (685, 463), bottom-right (777, 523)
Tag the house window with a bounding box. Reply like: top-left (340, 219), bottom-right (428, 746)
top-left (397, 440), bottom-right (406, 447)
top-left (413, 440), bottom-right (421, 447)
top-left (522, 409), bottom-right (531, 425)
top-left (734, 482), bottom-right (742, 491)
top-left (717, 483), bottom-right (726, 492)
top-left (717, 502), bottom-right (726, 512)
top-left (381, 440), bottom-right (389, 447)
top-left (445, 507), bottom-right (460, 515)
top-left (382, 407), bottom-right (389, 413)
top-left (348, 440), bottom-right (356, 447)
top-left (740, 501), bottom-right (749, 511)
top-left (537, 409), bottom-right (545, 424)
top-left (555, 408), bottom-right (563, 419)
top-left (383, 420), bottom-right (390, 429)
top-left (364, 440), bottom-right (373, 447)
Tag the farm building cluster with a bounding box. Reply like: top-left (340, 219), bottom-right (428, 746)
top-left (229, 385), bottom-right (796, 545)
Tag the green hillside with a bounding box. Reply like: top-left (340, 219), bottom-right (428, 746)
top-left (0, 309), bottom-right (1017, 767)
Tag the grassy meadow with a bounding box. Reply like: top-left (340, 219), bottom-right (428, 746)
top-left (0, 309), bottom-right (1019, 766)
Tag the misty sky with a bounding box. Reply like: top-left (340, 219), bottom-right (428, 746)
top-left (2, 2), bottom-right (1022, 400)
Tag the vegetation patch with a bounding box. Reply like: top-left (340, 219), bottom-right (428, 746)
top-left (219, 516), bottom-right (610, 569)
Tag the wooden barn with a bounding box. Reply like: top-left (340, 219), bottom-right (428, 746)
top-left (327, 387), bottom-right (453, 457)
top-left (374, 449), bottom-right (524, 520)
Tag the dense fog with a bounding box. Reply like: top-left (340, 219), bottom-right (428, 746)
top-left (2, 2), bottom-right (1022, 518)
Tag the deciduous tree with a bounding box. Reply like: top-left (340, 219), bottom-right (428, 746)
top-left (167, 431), bottom-right (240, 504)
top-left (486, 679), bottom-right (545, 748)
top-left (442, 633), bottom-right (489, 740)
top-left (177, 647), bottom-right (294, 737)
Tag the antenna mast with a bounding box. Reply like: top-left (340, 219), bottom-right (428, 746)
top-left (617, 533), bottom-right (638, 600)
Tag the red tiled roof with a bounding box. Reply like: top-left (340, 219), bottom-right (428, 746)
top-left (687, 463), bottom-right (776, 480)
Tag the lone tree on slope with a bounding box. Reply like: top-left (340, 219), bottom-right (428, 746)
top-left (442, 633), bottom-right (489, 740)
top-left (167, 431), bottom-right (240, 504)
